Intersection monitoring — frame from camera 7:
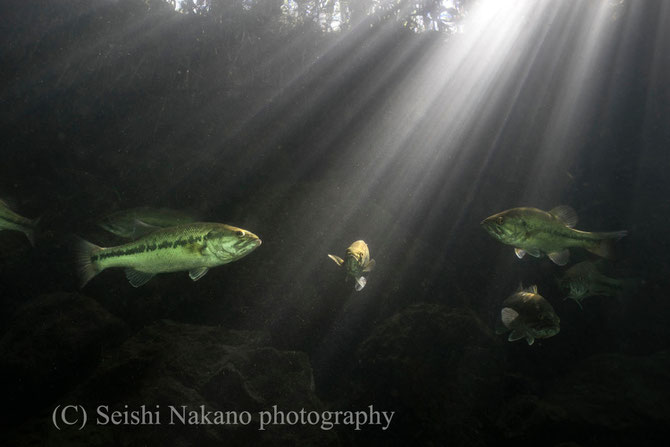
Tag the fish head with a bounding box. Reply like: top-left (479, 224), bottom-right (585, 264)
top-left (206, 225), bottom-right (262, 263)
top-left (481, 210), bottom-right (528, 245)
top-left (527, 311), bottom-right (560, 339)
top-left (344, 240), bottom-right (370, 276)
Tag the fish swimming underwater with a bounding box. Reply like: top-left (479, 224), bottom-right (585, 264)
top-left (328, 240), bottom-right (376, 291)
top-left (0, 198), bottom-right (39, 246)
top-left (481, 206), bottom-right (627, 265)
top-left (559, 260), bottom-right (639, 308)
top-left (76, 222), bottom-right (261, 288)
top-left (99, 207), bottom-right (199, 239)
top-left (497, 285), bottom-right (560, 345)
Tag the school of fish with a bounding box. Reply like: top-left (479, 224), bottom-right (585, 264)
top-left (1, 197), bottom-right (633, 348)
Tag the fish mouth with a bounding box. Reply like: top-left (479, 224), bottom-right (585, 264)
top-left (481, 220), bottom-right (502, 236)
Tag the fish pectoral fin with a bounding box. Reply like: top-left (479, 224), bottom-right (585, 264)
top-left (125, 269), bottom-right (156, 287)
top-left (501, 307), bottom-right (519, 328)
top-left (189, 267), bottom-right (209, 281)
top-left (354, 276), bottom-right (367, 291)
top-left (363, 259), bottom-right (376, 272)
top-left (549, 205), bottom-right (578, 228)
top-left (548, 249), bottom-right (570, 266)
top-left (508, 329), bottom-right (526, 342)
top-left (526, 335), bottom-right (535, 345)
top-left (514, 248), bottom-right (526, 259)
top-left (328, 254), bottom-right (344, 266)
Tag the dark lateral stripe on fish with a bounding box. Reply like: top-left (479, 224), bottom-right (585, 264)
top-left (1, 215), bottom-right (32, 226)
top-left (92, 235), bottom-right (205, 261)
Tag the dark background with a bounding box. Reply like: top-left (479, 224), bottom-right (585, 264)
top-left (1, 0), bottom-right (669, 445)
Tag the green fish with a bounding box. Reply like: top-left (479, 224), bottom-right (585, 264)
top-left (481, 206), bottom-right (627, 265)
top-left (76, 222), bottom-right (261, 288)
top-left (0, 198), bottom-right (39, 246)
top-left (559, 260), bottom-right (639, 308)
top-left (99, 207), bottom-right (199, 239)
top-left (497, 285), bottom-right (560, 345)
top-left (328, 240), bottom-right (376, 291)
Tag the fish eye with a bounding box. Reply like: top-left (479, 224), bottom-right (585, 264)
top-left (496, 216), bottom-right (504, 224)
top-left (236, 230), bottom-right (245, 237)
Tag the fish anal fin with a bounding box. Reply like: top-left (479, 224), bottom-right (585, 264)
top-left (125, 269), bottom-right (155, 287)
top-left (549, 205), bottom-right (578, 228)
top-left (354, 276), bottom-right (367, 291)
top-left (508, 329), bottom-right (526, 342)
top-left (328, 254), bottom-right (344, 266)
top-left (524, 248), bottom-right (541, 258)
top-left (548, 249), bottom-right (570, 266)
top-left (189, 267), bottom-right (209, 281)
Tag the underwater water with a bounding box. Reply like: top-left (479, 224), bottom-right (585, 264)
top-left (1, 0), bottom-right (669, 445)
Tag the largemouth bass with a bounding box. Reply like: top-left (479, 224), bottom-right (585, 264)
top-left (328, 240), bottom-right (376, 291)
top-left (0, 198), bottom-right (39, 246)
top-left (497, 285), bottom-right (560, 345)
top-left (559, 260), bottom-right (639, 308)
top-left (99, 207), bottom-right (199, 239)
top-left (76, 222), bottom-right (261, 288)
top-left (481, 206), bottom-right (627, 265)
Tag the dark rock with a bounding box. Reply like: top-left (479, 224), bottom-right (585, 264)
top-left (497, 351), bottom-right (670, 445)
top-left (6, 320), bottom-right (339, 447)
top-left (0, 292), bottom-right (128, 422)
top-left (343, 303), bottom-right (506, 446)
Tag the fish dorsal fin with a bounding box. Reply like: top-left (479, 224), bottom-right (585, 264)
top-left (189, 267), bottom-right (209, 281)
top-left (328, 254), bottom-right (344, 266)
top-left (125, 268), bottom-right (155, 287)
top-left (548, 249), bottom-right (570, 266)
top-left (549, 205), bottom-right (578, 228)
top-left (363, 258), bottom-right (376, 272)
top-left (354, 276), bottom-right (367, 291)
top-left (514, 248), bottom-right (526, 259)
top-left (131, 219), bottom-right (162, 238)
top-left (501, 307), bottom-right (519, 328)
top-left (517, 284), bottom-right (538, 294)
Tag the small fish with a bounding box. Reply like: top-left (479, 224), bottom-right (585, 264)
top-left (497, 285), bottom-right (560, 345)
top-left (559, 260), bottom-right (639, 308)
top-left (98, 207), bottom-right (199, 239)
top-left (481, 206), bottom-right (627, 265)
top-left (76, 222), bottom-right (261, 288)
top-left (328, 240), bottom-right (376, 291)
top-left (0, 198), bottom-right (39, 246)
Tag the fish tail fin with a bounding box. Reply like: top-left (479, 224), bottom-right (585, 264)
top-left (586, 230), bottom-right (628, 259)
top-left (73, 236), bottom-right (103, 288)
top-left (23, 228), bottom-right (36, 247)
top-left (23, 215), bottom-right (42, 246)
